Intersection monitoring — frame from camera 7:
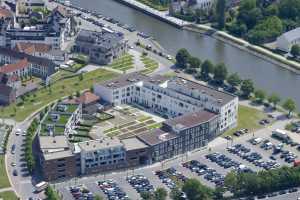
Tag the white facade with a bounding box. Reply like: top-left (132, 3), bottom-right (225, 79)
top-left (94, 76), bottom-right (238, 132)
top-left (277, 27), bottom-right (300, 52)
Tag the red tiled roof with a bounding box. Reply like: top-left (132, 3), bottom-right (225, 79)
top-left (15, 42), bottom-right (52, 55)
top-left (0, 59), bottom-right (29, 74)
top-left (0, 8), bottom-right (12, 18)
top-left (66, 92), bottom-right (100, 105)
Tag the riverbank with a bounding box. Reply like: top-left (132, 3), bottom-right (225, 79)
top-left (113, 0), bottom-right (300, 74)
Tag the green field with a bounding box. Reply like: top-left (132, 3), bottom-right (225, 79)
top-left (141, 56), bottom-right (159, 74)
top-left (0, 191), bottom-right (18, 200)
top-left (111, 54), bottom-right (134, 72)
top-left (0, 69), bottom-right (118, 121)
top-left (224, 105), bottom-right (267, 136)
top-left (0, 156), bottom-right (10, 189)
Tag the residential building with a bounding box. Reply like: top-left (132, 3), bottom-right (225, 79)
top-left (94, 73), bottom-right (238, 132)
top-left (78, 138), bottom-right (127, 174)
top-left (277, 27), bottom-right (300, 52)
top-left (65, 91), bottom-right (101, 114)
top-left (137, 110), bottom-right (219, 162)
top-left (0, 58), bottom-right (30, 77)
top-left (73, 29), bottom-right (128, 65)
top-left (0, 47), bottom-right (57, 79)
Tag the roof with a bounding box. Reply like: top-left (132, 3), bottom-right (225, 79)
top-left (137, 129), bottom-right (177, 146)
top-left (0, 59), bottom-right (29, 74)
top-left (122, 137), bottom-right (148, 151)
top-left (66, 91), bottom-right (100, 105)
top-left (0, 47), bottom-right (57, 67)
top-left (168, 77), bottom-right (236, 106)
top-left (98, 72), bottom-right (148, 89)
top-left (164, 110), bottom-right (218, 131)
top-left (0, 8), bottom-right (12, 18)
top-left (39, 135), bottom-right (69, 150)
top-left (279, 27), bottom-right (300, 42)
top-left (54, 5), bottom-right (69, 17)
top-left (15, 42), bottom-right (52, 54)
top-left (43, 149), bottom-right (74, 161)
top-left (78, 137), bottom-right (123, 152)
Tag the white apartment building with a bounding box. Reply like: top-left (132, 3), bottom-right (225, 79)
top-left (94, 73), bottom-right (238, 132)
top-left (78, 138), bottom-right (126, 174)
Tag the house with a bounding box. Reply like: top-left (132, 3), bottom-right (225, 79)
top-left (277, 27), bottom-right (300, 52)
top-left (65, 91), bottom-right (100, 114)
top-left (0, 58), bottom-right (30, 77)
top-left (73, 29), bottom-right (128, 65)
top-left (0, 47), bottom-right (57, 79)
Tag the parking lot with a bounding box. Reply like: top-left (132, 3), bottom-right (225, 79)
top-left (55, 118), bottom-right (300, 200)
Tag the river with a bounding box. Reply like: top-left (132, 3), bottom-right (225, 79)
top-left (71, 0), bottom-right (300, 109)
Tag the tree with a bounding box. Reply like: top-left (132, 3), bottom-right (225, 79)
top-left (283, 98), bottom-right (296, 117)
top-left (227, 73), bottom-right (241, 88)
top-left (176, 48), bottom-right (190, 69)
top-left (154, 188), bottom-right (168, 200)
top-left (95, 195), bottom-right (103, 200)
top-left (76, 91), bottom-right (80, 97)
top-left (141, 191), bottom-right (154, 200)
top-left (216, 0), bottom-right (226, 29)
top-left (241, 79), bottom-right (254, 98)
top-left (213, 63), bottom-right (228, 84)
top-left (182, 179), bottom-right (213, 200)
top-left (291, 44), bottom-right (300, 57)
top-left (170, 187), bottom-right (183, 200)
top-left (79, 73), bottom-right (84, 81)
top-left (268, 93), bottom-right (281, 108)
top-left (254, 89), bottom-right (266, 103)
top-left (201, 60), bottom-right (214, 79)
top-left (189, 57), bottom-right (201, 69)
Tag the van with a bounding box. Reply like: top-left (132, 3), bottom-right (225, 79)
top-left (252, 138), bottom-right (263, 145)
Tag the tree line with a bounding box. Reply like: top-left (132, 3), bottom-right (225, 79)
top-left (176, 48), bottom-right (298, 116)
top-left (25, 118), bottom-right (38, 174)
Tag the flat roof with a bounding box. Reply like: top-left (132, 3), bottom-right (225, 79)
top-left (169, 77), bottom-right (236, 106)
top-left (122, 137), bottom-right (148, 151)
top-left (98, 72), bottom-right (148, 89)
top-left (39, 135), bottom-right (69, 150)
top-left (78, 137), bottom-right (123, 152)
top-left (164, 110), bottom-right (218, 130)
top-left (43, 149), bottom-right (74, 161)
top-left (137, 129), bottom-right (177, 146)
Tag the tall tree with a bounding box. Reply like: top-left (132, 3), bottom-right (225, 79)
top-left (213, 63), bottom-right (228, 84)
top-left (268, 93), bottom-right (281, 108)
top-left (291, 44), bottom-right (300, 57)
top-left (170, 187), bottom-right (183, 200)
top-left (182, 179), bottom-right (213, 200)
top-left (283, 98), bottom-right (296, 117)
top-left (176, 48), bottom-right (190, 69)
top-left (241, 79), bottom-right (254, 98)
top-left (216, 0), bottom-right (226, 29)
top-left (201, 60), bottom-right (214, 79)
top-left (227, 73), bottom-right (241, 88)
top-left (254, 89), bottom-right (266, 103)
top-left (154, 188), bottom-right (168, 200)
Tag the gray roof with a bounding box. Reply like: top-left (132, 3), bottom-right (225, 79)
top-left (169, 77), bottom-right (236, 106)
top-left (137, 129), bottom-right (177, 146)
top-left (76, 29), bottom-right (125, 51)
top-left (43, 149), bottom-right (74, 161)
top-left (98, 72), bottom-right (148, 89)
top-left (0, 84), bottom-right (13, 96)
top-left (39, 135), bottom-right (69, 150)
top-left (280, 27), bottom-right (300, 42)
top-left (164, 110), bottom-right (218, 130)
top-left (78, 137), bottom-right (123, 152)
top-left (122, 137), bottom-right (148, 151)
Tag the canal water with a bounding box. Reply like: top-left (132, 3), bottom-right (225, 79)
top-left (72, 0), bottom-right (300, 109)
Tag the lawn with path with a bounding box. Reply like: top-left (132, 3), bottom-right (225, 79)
top-left (0, 191), bottom-right (18, 200)
top-left (140, 55), bottom-right (159, 74)
top-left (110, 54), bottom-right (134, 72)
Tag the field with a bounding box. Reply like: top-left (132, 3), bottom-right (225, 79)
top-left (111, 54), bottom-right (134, 72)
top-left (0, 155), bottom-right (10, 189)
top-left (0, 191), bottom-right (18, 200)
top-left (224, 105), bottom-right (267, 136)
top-left (141, 55), bottom-right (159, 74)
top-left (0, 69), bottom-right (118, 121)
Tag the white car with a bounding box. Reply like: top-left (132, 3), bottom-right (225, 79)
top-left (166, 55), bottom-right (172, 60)
top-left (21, 131), bottom-right (27, 136)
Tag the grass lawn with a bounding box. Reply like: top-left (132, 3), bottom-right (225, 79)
top-left (0, 191), bottom-right (18, 200)
top-left (224, 105), bottom-right (267, 136)
top-left (111, 54), bottom-right (134, 72)
top-left (0, 69), bottom-right (118, 121)
top-left (0, 155), bottom-right (10, 189)
top-left (141, 56), bottom-right (159, 74)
